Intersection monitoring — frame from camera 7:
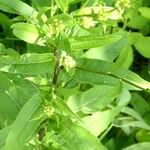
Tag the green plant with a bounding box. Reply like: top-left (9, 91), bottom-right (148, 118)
top-left (0, 0), bottom-right (150, 150)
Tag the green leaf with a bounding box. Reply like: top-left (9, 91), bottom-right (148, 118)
top-left (134, 36), bottom-right (150, 58)
top-left (127, 16), bottom-right (149, 29)
top-left (121, 107), bottom-right (143, 121)
top-left (139, 7), bottom-right (150, 19)
top-left (0, 43), bottom-right (20, 58)
top-left (73, 58), bottom-right (150, 90)
top-left (82, 34), bottom-right (127, 62)
top-left (77, 106), bottom-right (122, 136)
top-left (0, 72), bottom-right (24, 123)
top-left (54, 0), bottom-right (70, 12)
top-left (54, 97), bottom-right (80, 120)
top-left (130, 93), bottom-right (150, 116)
top-left (11, 23), bottom-right (41, 44)
top-left (56, 33), bottom-right (71, 53)
top-left (136, 130), bottom-right (150, 142)
top-left (5, 93), bottom-right (45, 150)
top-left (70, 34), bottom-right (121, 51)
top-left (32, 0), bottom-right (50, 10)
top-left (112, 46), bottom-right (133, 70)
top-left (0, 0), bottom-right (36, 17)
top-left (51, 118), bottom-right (106, 150)
top-left (117, 88), bottom-right (131, 106)
top-left (114, 119), bottom-right (150, 131)
top-left (0, 53), bottom-right (53, 74)
top-left (122, 142), bottom-right (150, 150)
top-left (0, 72), bottom-right (41, 124)
top-left (0, 126), bottom-right (10, 149)
top-left (67, 83), bottom-right (122, 113)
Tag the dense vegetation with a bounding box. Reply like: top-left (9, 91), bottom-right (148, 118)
top-left (0, 0), bottom-right (150, 149)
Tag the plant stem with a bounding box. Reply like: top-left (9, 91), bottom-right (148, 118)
top-left (52, 49), bottom-right (61, 86)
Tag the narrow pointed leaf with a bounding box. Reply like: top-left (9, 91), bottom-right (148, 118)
top-left (52, 118), bottom-right (106, 150)
top-left (77, 106), bottom-right (122, 136)
top-left (67, 83), bottom-right (122, 113)
top-left (0, 126), bottom-right (10, 149)
top-left (73, 58), bottom-right (150, 90)
top-left (70, 34), bottom-right (121, 50)
top-left (5, 93), bottom-right (45, 150)
top-left (0, 53), bottom-right (53, 74)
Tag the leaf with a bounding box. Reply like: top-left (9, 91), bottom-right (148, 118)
top-left (56, 33), bottom-right (71, 53)
top-left (122, 142), bottom-right (150, 150)
top-left (32, 0), bottom-right (51, 10)
top-left (0, 53), bottom-right (53, 74)
top-left (139, 7), bottom-right (150, 19)
top-left (121, 107), bottom-right (143, 121)
top-left (51, 118), bottom-right (106, 150)
top-left (70, 34), bottom-right (121, 50)
top-left (82, 34), bottom-right (127, 62)
top-left (134, 36), bottom-right (150, 58)
top-left (0, 43), bottom-right (20, 58)
top-left (112, 46), bottom-right (133, 70)
top-left (136, 130), bottom-right (150, 142)
top-left (0, 71), bottom-right (41, 124)
top-left (117, 88), bottom-right (131, 106)
top-left (77, 106), bottom-right (122, 136)
top-left (0, 72), bottom-right (23, 123)
top-left (114, 119), bottom-right (150, 131)
top-left (130, 93), bottom-right (150, 116)
top-left (54, 97), bottom-right (80, 120)
top-left (5, 92), bottom-right (45, 150)
top-left (127, 15), bottom-right (149, 29)
top-left (11, 23), bottom-right (42, 44)
top-left (54, 0), bottom-right (70, 12)
top-left (0, 0), bottom-right (36, 17)
top-left (67, 83), bottom-right (122, 113)
top-left (73, 58), bottom-right (150, 90)
top-left (0, 126), bottom-right (10, 149)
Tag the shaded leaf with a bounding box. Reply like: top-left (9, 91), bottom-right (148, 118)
top-left (123, 142), bottom-right (150, 150)
top-left (5, 93), bottom-right (45, 150)
top-left (0, 126), bottom-right (10, 149)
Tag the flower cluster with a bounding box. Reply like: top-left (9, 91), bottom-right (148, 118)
top-left (43, 106), bottom-right (54, 117)
top-left (115, 0), bottom-right (131, 11)
top-left (51, 18), bottom-right (65, 33)
top-left (60, 51), bottom-right (76, 73)
top-left (81, 17), bottom-right (96, 29)
top-left (41, 18), bottom-right (65, 39)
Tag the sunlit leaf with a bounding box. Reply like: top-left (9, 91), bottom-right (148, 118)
top-left (77, 106), bottom-right (122, 136)
top-left (11, 23), bottom-right (41, 44)
top-left (0, 53), bottom-right (53, 74)
top-left (67, 83), bottom-right (122, 113)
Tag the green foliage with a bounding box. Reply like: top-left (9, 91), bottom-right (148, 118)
top-left (0, 0), bottom-right (150, 150)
